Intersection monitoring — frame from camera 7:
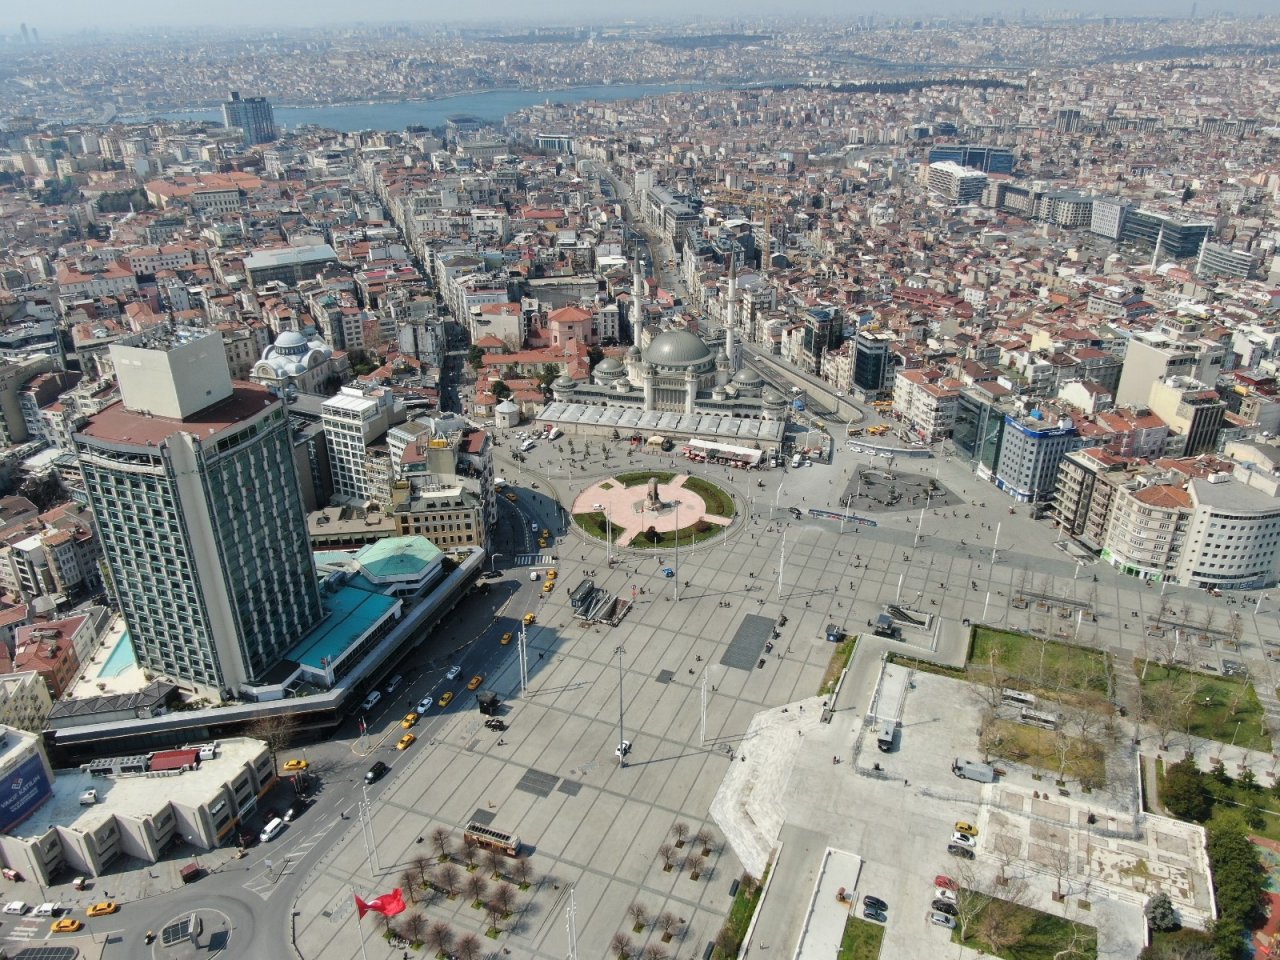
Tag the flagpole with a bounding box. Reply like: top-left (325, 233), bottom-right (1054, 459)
top-left (351, 886), bottom-right (369, 960)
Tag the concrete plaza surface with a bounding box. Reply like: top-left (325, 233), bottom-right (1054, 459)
top-left (287, 439), bottom-right (1280, 959)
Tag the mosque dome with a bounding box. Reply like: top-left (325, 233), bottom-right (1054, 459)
top-left (645, 329), bottom-right (713, 368)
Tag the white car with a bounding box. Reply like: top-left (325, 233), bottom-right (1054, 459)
top-left (416, 696), bottom-right (433, 713)
top-left (951, 832), bottom-right (977, 848)
top-left (615, 740), bottom-right (632, 758)
top-left (529, 570), bottom-right (540, 581)
top-left (446, 665), bottom-right (461, 680)
top-left (929, 911), bottom-right (956, 929)
top-left (2, 901), bottom-right (26, 915)
top-left (934, 887), bottom-right (957, 903)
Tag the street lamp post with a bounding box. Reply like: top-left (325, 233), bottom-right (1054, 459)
top-left (489, 552), bottom-right (503, 574)
top-left (673, 502), bottom-right (680, 601)
top-left (615, 646), bottom-right (626, 767)
top-left (594, 502), bottom-right (611, 567)
top-left (773, 481), bottom-right (785, 515)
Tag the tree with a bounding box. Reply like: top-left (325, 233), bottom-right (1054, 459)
top-left (686, 853), bottom-right (706, 881)
top-left (1163, 758), bottom-right (1214, 822)
top-left (627, 900), bottom-right (650, 932)
top-left (1206, 822), bottom-right (1266, 960)
top-left (1138, 928), bottom-right (1215, 960)
top-left (468, 344), bottom-right (484, 369)
top-left (246, 712), bottom-right (299, 772)
top-left (693, 828), bottom-right (714, 855)
top-left (424, 921), bottom-right (454, 956)
top-left (492, 380), bottom-right (512, 399)
top-left (436, 862), bottom-right (460, 898)
top-left (463, 872), bottom-right (488, 905)
top-left (493, 881), bottom-right (517, 916)
top-left (460, 835), bottom-right (480, 870)
top-left (671, 822), bottom-right (690, 848)
top-left (951, 864), bottom-right (992, 942)
top-left (456, 933), bottom-right (483, 960)
top-left (609, 932), bottom-right (635, 959)
top-left (656, 911), bottom-right (682, 941)
top-left (412, 853), bottom-right (433, 886)
top-left (642, 945), bottom-right (668, 960)
top-left (658, 843), bottom-right (676, 871)
top-left (400, 868), bottom-right (419, 903)
top-left (430, 826), bottom-right (451, 861)
top-left (588, 345), bottom-right (605, 370)
top-left (512, 857), bottom-right (534, 888)
top-left (1145, 892), bottom-right (1180, 932)
top-left (484, 898), bottom-right (504, 932)
top-left (401, 910), bottom-right (426, 946)
top-left (976, 894), bottom-right (1034, 956)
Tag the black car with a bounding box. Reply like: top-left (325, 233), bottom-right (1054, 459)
top-left (862, 895), bottom-right (888, 912)
top-left (862, 907), bottom-right (886, 923)
top-left (932, 900), bottom-right (958, 916)
top-left (365, 760), bottom-right (389, 784)
top-left (947, 843), bottom-right (976, 860)
top-left (283, 798), bottom-right (311, 822)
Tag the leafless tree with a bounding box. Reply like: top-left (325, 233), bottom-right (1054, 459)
top-left (401, 910), bottom-right (426, 946)
top-left (430, 826), bottom-right (451, 861)
top-left (686, 853), bottom-right (706, 880)
top-left (976, 893), bottom-right (1034, 955)
top-left (484, 899), bottom-right (504, 932)
top-left (1046, 839), bottom-right (1074, 900)
top-left (456, 932), bottom-right (483, 960)
top-left (693, 828), bottom-right (714, 855)
top-left (1052, 920), bottom-right (1095, 960)
top-left (483, 847), bottom-right (505, 878)
top-left (246, 712), bottom-right (299, 772)
top-left (642, 945), bottom-right (668, 960)
top-left (424, 921), bottom-right (454, 956)
top-left (463, 871), bottom-right (488, 905)
top-left (657, 843), bottom-right (676, 871)
top-left (492, 881), bottom-right (517, 916)
top-left (609, 932), bottom-right (635, 959)
top-left (627, 901), bottom-right (650, 931)
top-left (399, 869), bottom-right (419, 903)
top-left (670, 822), bottom-right (689, 847)
top-left (511, 857), bottom-right (534, 888)
top-left (436, 862), bottom-right (460, 898)
top-left (460, 834), bottom-right (479, 870)
top-left (657, 911), bottom-right (683, 941)
top-left (412, 853), bottom-right (433, 885)
top-left (950, 862), bottom-right (991, 942)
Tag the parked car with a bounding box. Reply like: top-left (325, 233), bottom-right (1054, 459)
top-left (929, 911), bottom-right (956, 929)
top-left (934, 874), bottom-right (957, 890)
top-left (281, 758), bottom-right (309, 773)
top-left (951, 832), bottom-right (977, 848)
top-left (283, 799), bottom-right (311, 822)
top-left (33, 903), bottom-right (63, 917)
top-left (1, 901), bottom-right (26, 915)
top-left (932, 900), bottom-right (959, 917)
top-left (862, 895), bottom-right (888, 912)
top-left (862, 907), bottom-right (886, 923)
top-left (946, 843), bottom-right (975, 860)
top-left (934, 887), bottom-right (957, 903)
top-left (954, 821), bottom-right (978, 835)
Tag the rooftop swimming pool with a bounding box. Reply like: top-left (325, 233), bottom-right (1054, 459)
top-left (98, 631), bottom-right (138, 678)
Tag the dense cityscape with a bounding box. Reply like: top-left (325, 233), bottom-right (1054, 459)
top-left (0, 9), bottom-right (1278, 960)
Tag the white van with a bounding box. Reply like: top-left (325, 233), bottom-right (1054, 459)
top-left (260, 817), bottom-right (285, 844)
top-left (790, 453), bottom-right (802, 468)
top-left (360, 691), bottom-right (382, 712)
top-left (33, 902), bottom-right (62, 917)
top-left (385, 674), bottom-right (404, 694)
top-left (2, 901), bottom-right (26, 915)
top-left (521, 439), bottom-right (536, 452)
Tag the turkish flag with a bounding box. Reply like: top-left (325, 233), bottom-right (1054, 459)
top-left (354, 888), bottom-right (406, 919)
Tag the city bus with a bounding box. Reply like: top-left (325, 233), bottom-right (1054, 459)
top-left (464, 821), bottom-right (521, 856)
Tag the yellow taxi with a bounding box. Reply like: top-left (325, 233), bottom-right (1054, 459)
top-left (86, 901), bottom-right (117, 918)
top-left (500, 631), bottom-right (513, 645)
top-left (438, 691), bottom-right (454, 708)
top-left (537, 538), bottom-right (547, 548)
top-left (467, 675), bottom-right (484, 691)
top-left (954, 821), bottom-right (978, 836)
top-left (546, 568), bottom-right (557, 581)
top-left (396, 733), bottom-right (417, 751)
top-left (52, 918), bottom-right (82, 933)
top-left (401, 712), bottom-right (419, 729)
top-left (542, 580), bottom-right (555, 593)
top-left (541, 528), bottom-right (550, 539)
top-left (281, 758), bottom-right (309, 773)
top-left (523, 613), bottom-right (536, 626)
top-left (505, 492), bottom-right (518, 502)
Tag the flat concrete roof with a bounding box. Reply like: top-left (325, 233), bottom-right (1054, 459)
top-left (16, 738), bottom-right (264, 840)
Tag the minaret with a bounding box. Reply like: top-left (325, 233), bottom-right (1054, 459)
top-left (632, 258), bottom-right (644, 304)
top-left (726, 324), bottom-right (736, 374)
top-left (725, 251), bottom-right (738, 331)
top-left (684, 366), bottom-right (698, 415)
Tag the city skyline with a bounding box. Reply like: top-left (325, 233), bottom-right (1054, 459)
top-left (12, 1), bottom-right (1280, 35)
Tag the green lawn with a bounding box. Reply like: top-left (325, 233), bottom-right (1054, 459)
top-left (821, 635), bottom-right (859, 696)
top-left (984, 720), bottom-right (1106, 787)
top-left (1159, 758), bottom-right (1280, 842)
top-left (711, 873), bottom-right (764, 959)
top-left (1139, 662), bottom-right (1271, 752)
top-left (682, 475), bottom-right (736, 519)
top-left (953, 897), bottom-right (1097, 960)
top-left (612, 470), bottom-right (675, 488)
top-left (573, 511), bottom-right (624, 543)
top-left (628, 520), bottom-right (726, 549)
top-left (971, 627), bottom-right (1110, 705)
top-left (837, 916), bottom-right (884, 960)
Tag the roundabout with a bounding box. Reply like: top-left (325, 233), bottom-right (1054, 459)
top-left (571, 470), bottom-right (735, 549)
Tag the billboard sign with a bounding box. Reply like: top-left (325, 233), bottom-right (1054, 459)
top-left (0, 752), bottom-right (53, 833)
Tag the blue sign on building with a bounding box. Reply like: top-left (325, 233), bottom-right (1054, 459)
top-left (0, 753), bottom-right (53, 834)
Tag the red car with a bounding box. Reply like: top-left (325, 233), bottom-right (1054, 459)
top-left (935, 874), bottom-right (957, 891)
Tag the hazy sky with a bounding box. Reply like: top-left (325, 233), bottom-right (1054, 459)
top-left (16, 1), bottom-right (1279, 34)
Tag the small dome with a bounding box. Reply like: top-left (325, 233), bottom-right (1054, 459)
top-left (495, 399), bottom-right (519, 413)
top-left (274, 330), bottom-right (309, 355)
top-left (761, 387), bottom-right (786, 404)
top-left (733, 368), bottom-right (764, 386)
top-left (596, 357), bottom-right (623, 374)
top-left (715, 347), bottom-right (729, 361)
top-left (646, 329), bottom-right (712, 367)
top-left (628, 342), bottom-right (642, 358)
top-left (553, 375), bottom-right (577, 390)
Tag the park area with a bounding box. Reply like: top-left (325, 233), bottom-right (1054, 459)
top-left (953, 893), bottom-right (1097, 960)
top-left (1138, 661), bottom-right (1271, 753)
top-left (837, 916), bottom-right (884, 960)
top-left (573, 471), bottom-right (734, 549)
top-left (970, 627), bottom-right (1112, 708)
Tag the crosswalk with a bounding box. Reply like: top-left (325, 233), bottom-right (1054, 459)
top-left (2, 916), bottom-right (45, 941)
top-left (514, 554), bottom-right (556, 566)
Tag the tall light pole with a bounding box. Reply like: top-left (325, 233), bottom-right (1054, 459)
top-left (700, 669), bottom-right (708, 746)
top-left (778, 531), bottom-right (786, 601)
top-left (673, 502), bottom-right (680, 601)
top-left (773, 480), bottom-right (785, 515)
top-left (991, 521), bottom-right (1001, 565)
top-left (489, 552), bottom-right (503, 574)
top-left (594, 502), bottom-right (611, 566)
top-left (615, 646), bottom-right (627, 766)
top-left (566, 885), bottom-right (579, 960)
top-left (518, 621), bottom-right (529, 695)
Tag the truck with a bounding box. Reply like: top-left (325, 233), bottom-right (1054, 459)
top-left (548, 427), bottom-right (563, 440)
top-left (876, 719), bottom-right (897, 753)
top-left (951, 758), bottom-right (996, 783)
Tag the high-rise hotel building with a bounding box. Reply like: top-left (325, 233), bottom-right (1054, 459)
top-left (222, 91), bottom-right (276, 145)
top-left (73, 330), bottom-right (321, 699)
